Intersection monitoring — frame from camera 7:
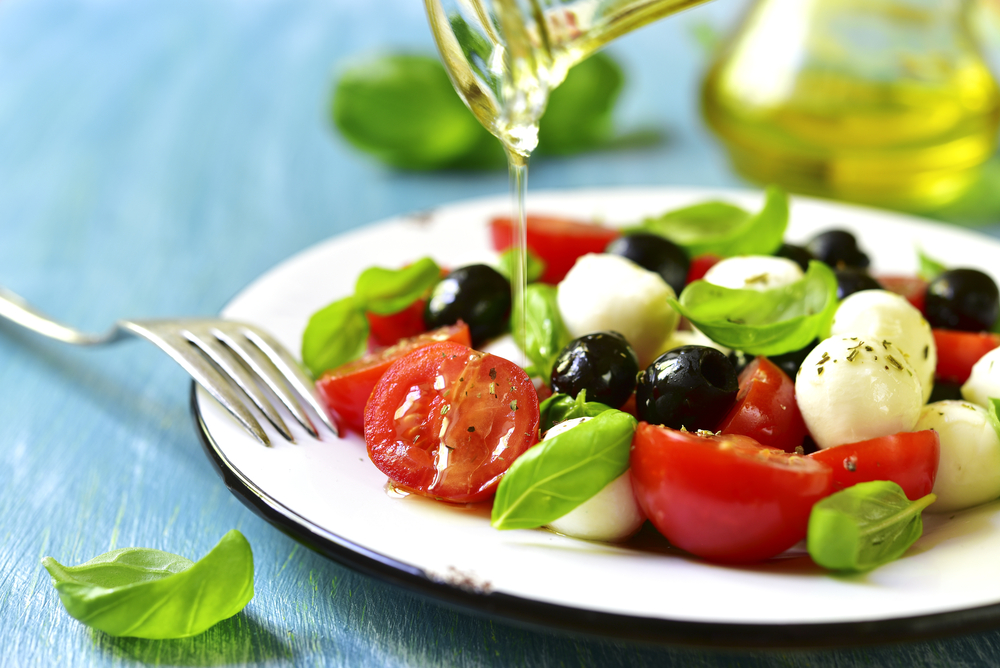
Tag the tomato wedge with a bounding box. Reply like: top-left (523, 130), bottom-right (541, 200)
top-left (630, 423), bottom-right (833, 563)
top-left (365, 341), bottom-right (539, 503)
top-left (718, 357), bottom-right (808, 453)
top-left (366, 299), bottom-right (427, 349)
top-left (686, 254), bottom-right (721, 285)
top-left (877, 275), bottom-right (927, 314)
top-left (933, 329), bottom-right (1000, 384)
top-left (808, 430), bottom-right (939, 500)
top-left (489, 215), bottom-right (620, 284)
top-left (316, 323), bottom-right (471, 434)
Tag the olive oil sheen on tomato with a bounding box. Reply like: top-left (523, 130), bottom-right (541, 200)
top-left (425, 0), bottom-right (709, 358)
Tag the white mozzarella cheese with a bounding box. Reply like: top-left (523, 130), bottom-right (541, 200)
top-left (795, 335), bottom-right (923, 449)
top-left (702, 255), bottom-right (804, 291)
top-left (557, 253), bottom-right (679, 366)
top-left (830, 289), bottom-right (936, 403)
top-left (961, 347), bottom-right (1000, 409)
top-left (915, 400), bottom-right (1000, 513)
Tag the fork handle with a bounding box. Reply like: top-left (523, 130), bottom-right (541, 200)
top-left (0, 286), bottom-right (123, 346)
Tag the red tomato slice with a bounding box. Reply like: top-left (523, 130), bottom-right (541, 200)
top-left (718, 357), bottom-right (808, 453)
top-left (365, 341), bottom-right (539, 503)
top-left (366, 299), bottom-right (427, 349)
top-left (808, 430), bottom-right (939, 500)
top-left (630, 423), bottom-right (833, 563)
top-left (489, 215), bottom-right (620, 284)
top-left (933, 329), bottom-right (1000, 383)
top-left (316, 323), bottom-right (471, 435)
top-left (686, 254), bottom-right (721, 284)
top-left (877, 275), bottom-right (927, 314)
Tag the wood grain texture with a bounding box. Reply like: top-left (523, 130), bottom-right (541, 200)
top-left (3, 0), bottom-right (1000, 665)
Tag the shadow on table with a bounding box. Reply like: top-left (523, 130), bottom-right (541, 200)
top-left (91, 612), bottom-right (294, 666)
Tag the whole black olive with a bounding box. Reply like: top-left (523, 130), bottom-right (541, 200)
top-left (550, 332), bottom-right (639, 409)
top-left (775, 243), bottom-right (815, 273)
top-left (834, 268), bottom-right (882, 301)
top-left (635, 345), bottom-right (739, 431)
top-left (925, 268), bottom-right (1000, 332)
top-left (424, 264), bottom-right (511, 346)
top-left (807, 230), bottom-right (870, 269)
top-left (604, 233), bottom-right (690, 296)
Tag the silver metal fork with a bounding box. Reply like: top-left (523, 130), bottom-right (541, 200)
top-left (0, 286), bottom-right (337, 446)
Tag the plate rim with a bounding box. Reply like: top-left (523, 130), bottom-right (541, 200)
top-left (193, 186), bottom-right (1000, 648)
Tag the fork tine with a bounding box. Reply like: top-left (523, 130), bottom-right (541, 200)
top-left (122, 324), bottom-right (271, 446)
top-left (213, 327), bottom-right (321, 439)
top-left (240, 326), bottom-right (340, 436)
top-left (184, 331), bottom-right (295, 442)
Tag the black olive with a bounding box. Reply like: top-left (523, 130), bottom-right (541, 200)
top-left (635, 345), bottom-right (739, 431)
top-left (807, 230), bottom-right (870, 269)
top-left (424, 264), bottom-right (510, 346)
top-left (768, 339), bottom-right (818, 379)
top-left (604, 233), bottom-right (690, 296)
top-left (550, 332), bottom-right (639, 409)
top-left (929, 381), bottom-right (964, 403)
top-left (925, 268), bottom-right (1000, 332)
top-left (775, 243), bottom-right (815, 273)
top-left (834, 268), bottom-right (882, 301)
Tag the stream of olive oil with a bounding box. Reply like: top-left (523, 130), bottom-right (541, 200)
top-left (425, 0), bottom-right (709, 356)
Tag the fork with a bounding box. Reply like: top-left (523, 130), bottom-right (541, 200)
top-left (0, 286), bottom-right (337, 446)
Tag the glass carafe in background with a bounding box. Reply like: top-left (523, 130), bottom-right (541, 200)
top-left (701, 0), bottom-right (1000, 212)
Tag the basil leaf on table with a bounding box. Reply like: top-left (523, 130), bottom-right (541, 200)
top-left (42, 530), bottom-right (254, 639)
top-left (916, 247), bottom-right (948, 282)
top-left (301, 294), bottom-right (369, 377)
top-left (631, 185), bottom-right (789, 258)
top-left (496, 248), bottom-right (546, 284)
top-left (807, 481), bottom-right (936, 572)
top-left (491, 410), bottom-right (637, 530)
top-left (511, 283), bottom-right (573, 378)
top-left (538, 390), bottom-right (615, 433)
top-left (670, 260), bottom-right (839, 356)
top-left (355, 256), bottom-right (441, 315)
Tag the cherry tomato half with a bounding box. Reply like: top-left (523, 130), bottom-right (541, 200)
top-left (808, 430), bottom-right (939, 500)
top-left (316, 323), bottom-right (471, 434)
top-left (489, 215), bottom-right (620, 284)
top-left (366, 299), bottom-right (427, 349)
top-left (877, 275), bottom-right (928, 314)
top-left (933, 329), bottom-right (1000, 384)
top-left (686, 254), bottom-right (721, 284)
top-left (365, 341), bottom-right (539, 503)
top-left (718, 357), bottom-right (808, 453)
top-left (630, 423), bottom-right (833, 563)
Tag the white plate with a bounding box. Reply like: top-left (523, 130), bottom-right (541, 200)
top-left (195, 187), bottom-right (1000, 647)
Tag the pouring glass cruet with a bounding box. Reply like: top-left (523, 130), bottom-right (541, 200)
top-left (423, 0), bottom-right (712, 350)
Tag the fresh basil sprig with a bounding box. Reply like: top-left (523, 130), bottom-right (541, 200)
top-left (496, 248), bottom-right (546, 284)
top-left (511, 283), bottom-right (572, 379)
top-left (301, 257), bottom-right (442, 377)
top-left (539, 390), bottom-right (615, 433)
top-left (42, 530), bottom-right (254, 639)
top-left (807, 481), bottom-right (935, 572)
top-left (916, 247), bottom-right (947, 282)
top-left (670, 260), bottom-right (839, 356)
top-left (491, 410), bottom-right (637, 530)
top-left (630, 186), bottom-right (789, 258)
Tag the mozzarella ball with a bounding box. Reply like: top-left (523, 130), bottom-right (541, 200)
top-left (541, 416), bottom-right (645, 542)
top-left (653, 327), bottom-right (730, 358)
top-left (702, 255), bottom-right (804, 291)
top-left (915, 400), bottom-right (1000, 513)
top-left (961, 347), bottom-right (1000, 408)
top-left (558, 253), bottom-right (679, 366)
top-left (830, 290), bottom-right (936, 403)
top-left (795, 336), bottom-right (923, 449)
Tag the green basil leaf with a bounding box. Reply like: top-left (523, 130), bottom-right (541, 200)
top-left (807, 481), bottom-right (936, 572)
top-left (670, 260), bottom-right (839, 356)
top-left (496, 248), bottom-right (546, 284)
top-left (986, 398), bottom-right (1000, 440)
top-left (536, 52), bottom-right (624, 155)
top-left (41, 530), bottom-right (254, 639)
top-left (916, 247), bottom-right (948, 282)
top-left (301, 294), bottom-right (369, 377)
top-left (633, 186), bottom-right (789, 258)
top-left (355, 257), bottom-right (441, 315)
top-left (511, 283), bottom-right (573, 378)
top-left (538, 391), bottom-right (615, 433)
top-left (491, 410), bottom-right (637, 530)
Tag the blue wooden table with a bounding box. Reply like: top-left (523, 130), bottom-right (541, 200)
top-left (5, 0), bottom-right (1000, 665)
